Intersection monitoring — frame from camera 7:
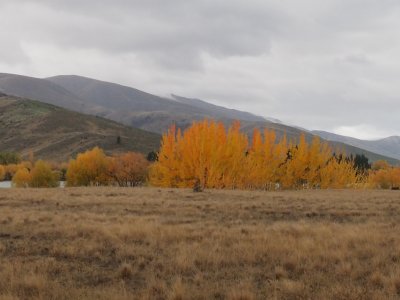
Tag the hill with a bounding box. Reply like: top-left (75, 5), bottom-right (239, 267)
top-left (170, 94), bottom-right (265, 122)
top-left (1, 73), bottom-right (265, 133)
top-left (0, 73), bottom-right (98, 113)
top-left (46, 75), bottom-right (266, 131)
top-left (313, 131), bottom-right (400, 161)
top-left (1, 73), bottom-right (398, 164)
top-left (0, 94), bottom-right (160, 161)
top-left (0, 73), bottom-right (266, 131)
top-left (43, 76), bottom-right (400, 163)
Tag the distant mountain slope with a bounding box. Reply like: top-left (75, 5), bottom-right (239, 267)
top-left (170, 94), bottom-right (265, 122)
top-left (0, 94), bottom-right (160, 161)
top-left (1, 73), bottom-right (398, 164)
top-left (0, 73), bottom-right (96, 113)
top-left (46, 75), bottom-right (268, 132)
top-left (46, 75), bottom-right (222, 132)
top-left (46, 75), bottom-right (203, 113)
top-left (313, 131), bottom-right (400, 161)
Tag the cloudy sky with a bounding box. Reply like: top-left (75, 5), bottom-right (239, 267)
top-left (1, 0), bottom-right (399, 139)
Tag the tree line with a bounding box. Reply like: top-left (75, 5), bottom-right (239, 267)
top-left (149, 120), bottom-right (399, 190)
top-left (0, 120), bottom-right (399, 189)
top-left (0, 150), bottom-right (149, 188)
top-left (149, 120), bottom-right (362, 189)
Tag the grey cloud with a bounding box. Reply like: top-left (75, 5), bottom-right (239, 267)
top-left (0, 40), bottom-right (29, 65)
top-left (5, 0), bottom-right (282, 69)
top-left (0, 0), bottom-right (400, 138)
top-left (339, 54), bottom-right (372, 66)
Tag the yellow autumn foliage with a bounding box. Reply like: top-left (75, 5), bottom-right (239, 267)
top-left (0, 165), bottom-right (5, 181)
top-left (66, 147), bottom-right (110, 186)
top-left (149, 120), bottom-right (360, 190)
top-left (12, 168), bottom-right (31, 188)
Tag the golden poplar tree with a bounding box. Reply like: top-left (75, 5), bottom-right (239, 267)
top-left (246, 128), bottom-right (265, 189)
top-left (149, 125), bottom-right (180, 187)
top-left (306, 136), bottom-right (332, 187)
top-left (30, 160), bottom-right (59, 188)
top-left (0, 165), bottom-right (5, 181)
top-left (12, 168), bottom-right (31, 188)
top-left (66, 147), bottom-right (110, 186)
top-left (221, 121), bottom-right (248, 189)
top-left (368, 163), bottom-right (400, 189)
top-left (281, 134), bottom-right (309, 189)
top-left (149, 119), bottom-right (362, 190)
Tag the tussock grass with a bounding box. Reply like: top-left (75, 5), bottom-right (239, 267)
top-left (0, 188), bottom-right (400, 299)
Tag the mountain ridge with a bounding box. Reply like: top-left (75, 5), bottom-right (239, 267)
top-left (46, 75), bottom-right (268, 131)
top-left (0, 73), bottom-right (91, 112)
top-left (0, 72), bottom-right (398, 164)
top-left (169, 94), bottom-right (266, 122)
top-left (0, 94), bottom-right (160, 161)
top-left (313, 130), bottom-right (400, 161)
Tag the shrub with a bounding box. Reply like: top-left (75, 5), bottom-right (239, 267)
top-left (12, 168), bottom-right (31, 188)
top-left (107, 152), bottom-right (149, 187)
top-left (30, 160), bottom-right (59, 188)
top-left (0, 165), bottom-right (5, 181)
top-left (66, 147), bottom-right (110, 186)
top-left (0, 152), bottom-right (21, 165)
top-left (369, 167), bottom-right (400, 189)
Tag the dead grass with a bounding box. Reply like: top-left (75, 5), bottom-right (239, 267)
top-left (1, 187), bottom-right (400, 299)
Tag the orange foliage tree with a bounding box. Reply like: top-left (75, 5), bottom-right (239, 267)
top-left (11, 160), bottom-right (59, 188)
top-left (0, 165), bottom-right (5, 181)
top-left (12, 168), bottom-right (31, 188)
top-left (149, 120), bottom-right (360, 190)
top-left (107, 152), bottom-right (149, 187)
top-left (150, 121), bottom-right (248, 189)
top-left (5, 164), bottom-right (20, 180)
top-left (3, 161), bottom-right (32, 181)
top-left (368, 160), bottom-right (400, 189)
top-left (319, 155), bottom-right (359, 189)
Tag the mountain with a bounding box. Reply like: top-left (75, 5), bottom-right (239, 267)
top-left (1, 72), bottom-right (398, 164)
top-left (48, 76), bottom-right (398, 163)
top-left (313, 131), bottom-right (400, 161)
top-left (0, 73), bottom-right (102, 113)
top-left (46, 75), bottom-right (259, 131)
top-left (0, 74), bottom-right (326, 137)
top-left (0, 94), bottom-right (160, 161)
top-left (170, 94), bottom-right (265, 122)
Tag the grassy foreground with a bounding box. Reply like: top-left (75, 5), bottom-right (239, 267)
top-left (1, 188), bottom-right (400, 299)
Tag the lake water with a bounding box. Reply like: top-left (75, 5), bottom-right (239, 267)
top-left (0, 181), bottom-right (66, 188)
top-left (0, 181), bottom-right (11, 188)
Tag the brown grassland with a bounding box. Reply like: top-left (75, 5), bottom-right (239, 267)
top-left (1, 188), bottom-right (400, 299)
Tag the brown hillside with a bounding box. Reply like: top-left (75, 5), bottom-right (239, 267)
top-left (1, 73), bottom-right (398, 164)
top-left (0, 95), bottom-right (160, 161)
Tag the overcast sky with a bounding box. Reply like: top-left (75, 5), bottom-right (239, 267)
top-left (1, 0), bottom-right (399, 139)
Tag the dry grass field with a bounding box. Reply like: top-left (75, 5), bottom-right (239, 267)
top-left (1, 188), bottom-right (400, 299)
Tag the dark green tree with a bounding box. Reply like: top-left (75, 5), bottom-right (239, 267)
top-left (353, 154), bottom-right (371, 175)
top-left (147, 151), bottom-right (158, 162)
top-left (0, 152), bottom-right (21, 165)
